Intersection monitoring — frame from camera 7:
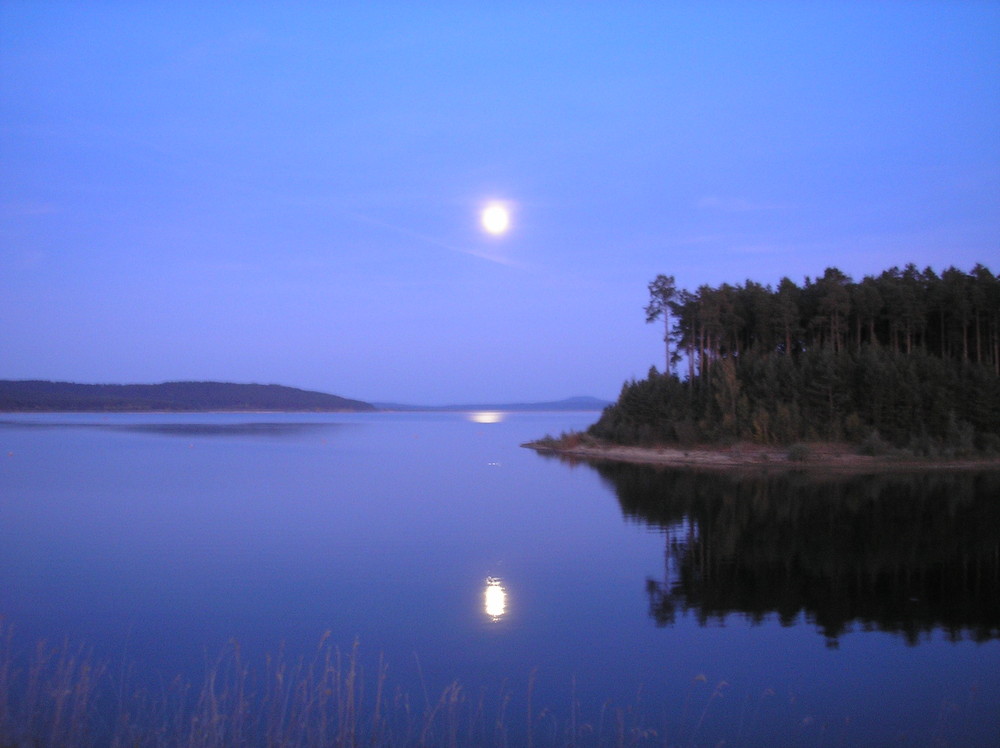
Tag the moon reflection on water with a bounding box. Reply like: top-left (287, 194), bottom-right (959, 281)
top-left (484, 577), bottom-right (507, 621)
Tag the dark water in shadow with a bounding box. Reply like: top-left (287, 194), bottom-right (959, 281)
top-left (592, 464), bottom-right (1000, 647)
top-left (1, 412), bottom-right (998, 745)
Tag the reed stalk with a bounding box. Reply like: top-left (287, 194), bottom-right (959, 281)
top-left (0, 622), bottom-right (979, 747)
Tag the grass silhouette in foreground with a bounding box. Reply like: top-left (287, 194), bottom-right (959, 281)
top-left (0, 623), bottom-right (989, 747)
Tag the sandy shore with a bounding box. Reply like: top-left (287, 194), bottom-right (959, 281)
top-left (523, 440), bottom-right (1000, 472)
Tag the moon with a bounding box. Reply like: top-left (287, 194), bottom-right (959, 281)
top-left (480, 203), bottom-right (511, 235)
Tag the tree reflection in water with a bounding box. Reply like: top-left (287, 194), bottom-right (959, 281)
top-left (589, 463), bottom-right (1000, 647)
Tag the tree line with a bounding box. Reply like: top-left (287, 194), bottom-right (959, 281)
top-left (647, 263), bottom-right (1000, 377)
top-left (591, 264), bottom-right (1000, 451)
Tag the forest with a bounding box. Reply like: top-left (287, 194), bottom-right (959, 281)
top-left (590, 264), bottom-right (1000, 453)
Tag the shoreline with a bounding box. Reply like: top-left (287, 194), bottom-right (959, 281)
top-left (523, 439), bottom-right (1000, 472)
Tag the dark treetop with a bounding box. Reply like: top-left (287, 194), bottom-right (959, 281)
top-left (592, 263), bottom-right (1000, 451)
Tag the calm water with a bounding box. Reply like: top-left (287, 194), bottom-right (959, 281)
top-left (1, 411), bottom-right (998, 745)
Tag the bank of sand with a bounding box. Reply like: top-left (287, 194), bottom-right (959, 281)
top-left (523, 439), bottom-right (1000, 472)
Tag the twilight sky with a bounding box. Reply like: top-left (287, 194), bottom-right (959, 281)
top-left (2, 2), bottom-right (998, 404)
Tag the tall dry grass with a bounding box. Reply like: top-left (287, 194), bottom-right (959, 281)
top-left (4, 621), bottom-right (703, 747)
top-left (4, 620), bottom-right (985, 746)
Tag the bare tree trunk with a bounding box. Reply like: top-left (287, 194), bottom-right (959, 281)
top-left (663, 314), bottom-right (671, 376)
top-left (697, 327), bottom-right (705, 377)
top-left (993, 313), bottom-right (999, 375)
top-left (994, 319), bottom-right (999, 376)
top-left (976, 313), bottom-right (982, 364)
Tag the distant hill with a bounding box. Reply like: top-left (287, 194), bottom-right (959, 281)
top-left (0, 381), bottom-right (376, 412)
top-left (374, 395), bottom-right (611, 412)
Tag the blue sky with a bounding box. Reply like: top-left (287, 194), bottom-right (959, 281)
top-left (2, 1), bottom-right (998, 404)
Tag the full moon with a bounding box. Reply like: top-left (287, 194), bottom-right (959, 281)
top-left (480, 203), bottom-right (510, 235)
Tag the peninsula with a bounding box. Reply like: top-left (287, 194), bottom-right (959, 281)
top-left (527, 263), bottom-right (1000, 469)
top-left (524, 435), bottom-right (1000, 471)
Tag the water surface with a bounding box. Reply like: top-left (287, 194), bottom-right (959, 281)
top-left (1, 412), bottom-right (997, 745)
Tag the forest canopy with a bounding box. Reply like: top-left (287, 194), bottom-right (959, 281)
top-left (590, 264), bottom-right (1000, 453)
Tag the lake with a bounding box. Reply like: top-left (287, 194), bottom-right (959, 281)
top-left (1, 411), bottom-right (998, 746)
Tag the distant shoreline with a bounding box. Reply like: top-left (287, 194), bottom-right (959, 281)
top-left (523, 439), bottom-right (1000, 472)
top-left (0, 380), bottom-right (376, 413)
top-left (0, 409), bottom-right (368, 415)
top-left (0, 381), bottom-right (610, 414)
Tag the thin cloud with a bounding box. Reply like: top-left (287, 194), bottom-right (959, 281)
top-left (170, 29), bottom-right (270, 72)
top-left (344, 210), bottom-right (524, 268)
top-left (1, 201), bottom-right (58, 218)
top-left (697, 196), bottom-right (786, 212)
